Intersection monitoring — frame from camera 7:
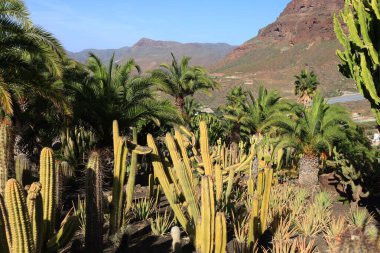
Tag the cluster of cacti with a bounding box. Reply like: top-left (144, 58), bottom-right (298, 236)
top-left (243, 155), bottom-right (274, 250)
top-left (195, 176), bottom-right (227, 253)
top-left (109, 120), bottom-right (152, 234)
top-left (147, 121), bottom-right (256, 250)
top-left (331, 148), bottom-right (369, 204)
top-left (85, 151), bottom-right (103, 253)
top-left (0, 148), bottom-right (80, 253)
top-left (334, 0), bottom-right (380, 126)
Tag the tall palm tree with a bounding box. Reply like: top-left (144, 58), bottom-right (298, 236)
top-left (70, 53), bottom-right (181, 146)
top-left (266, 94), bottom-right (351, 186)
top-left (151, 53), bottom-right (217, 116)
top-left (294, 69), bottom-right (319, 107)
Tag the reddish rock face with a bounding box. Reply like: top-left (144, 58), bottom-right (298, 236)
top-left (224, 0), bottom-right (344, 61)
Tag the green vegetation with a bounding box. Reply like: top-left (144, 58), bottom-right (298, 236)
top-left (0, 1), bottom-right (379, 252)
top-left (294, 69), bottom-right (319, 106)
top-left (334, 0), bottom-right (380, 129)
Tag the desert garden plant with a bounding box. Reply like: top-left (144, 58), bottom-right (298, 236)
top-left (266, 94), bottom-right (351, 186)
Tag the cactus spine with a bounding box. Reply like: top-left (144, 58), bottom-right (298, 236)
top-left (0, 122), bottom-right (11, 195)
top-left (85, 152), bottom-right (103, 253)
top-left (4, 179), bottom-right (35, 253)
top-left (27, 182), bottom-right (43, 253)
top-left (39, 147), bottom-right (56, 241)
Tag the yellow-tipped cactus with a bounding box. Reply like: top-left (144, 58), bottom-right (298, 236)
top-left (4, 179), bottom-right (35, 253)
top-left (27, 182), bottom-right (43, 253)
top-left (39, 147), bottom-right (56, 241)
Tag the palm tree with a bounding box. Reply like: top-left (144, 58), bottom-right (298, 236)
top-left (151, 53), bottom-right (217, 116)
top-left (69, 53), bottom-right (181, 146)
top-left (246, 85), bottom-right (290, 135)
top-left (294, 69), bottom-right (319, 106)
top-left (266, 94), bottom-right (351, 186)
top-left (221, 87), bottom-right (251, 153)
top-left (183, 97), bottom-right (202, 124)
top-left (0, 0), bottom-right (66, 118)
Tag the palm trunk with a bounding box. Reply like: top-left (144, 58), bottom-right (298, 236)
top-left (175, 95), bottom-right (185, 119)
top-left (298, 154), bottom-right (319, 186)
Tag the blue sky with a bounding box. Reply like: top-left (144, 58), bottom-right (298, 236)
top-left (24, 0), bottom-right (290, 52)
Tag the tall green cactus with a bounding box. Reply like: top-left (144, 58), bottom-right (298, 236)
top-left (214, 212), bottom-right (227, 253)
top-left (39, 147), bottom-right (56, 241)
top-left (110, 137), bottom-right (128, 234)
top-left (27, 182), bottom-right (43, 253)
top-left (0, 122), bottom-right (11, 195)
top-left (199, 176), bottom-right (215, 253)
top-left (85, 152), bottom-right (103, 253)
top-left (334, 0), bottom-right (380, 128)
top-left (0, 194), bottom-right (10, 253)
top-left (125, 127), bottom-right (138, 213)
top-left (4, 179), bottom-right (35, 253)
top-left (0, 147), bottom-right (79, 253)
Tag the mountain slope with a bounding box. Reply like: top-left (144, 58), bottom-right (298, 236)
top-left (68, 38), bottom-right (235, 70)
top-left (213, 0), bottom-right (352, 102)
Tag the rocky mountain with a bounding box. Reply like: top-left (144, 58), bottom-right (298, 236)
top-left (212, 0), bottom-right (352, 105)
top-left (68, 38), bottom-right (235, 70)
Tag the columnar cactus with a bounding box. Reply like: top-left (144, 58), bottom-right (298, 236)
top-left (198, 176), bottom-right (215, 253)
top-left (0, 194), bottom-right (10, 253)
top-left (85, 151), bottom-right (103, 253)
top-left (39, 147), bottom-right (56, 241)
top-left (334, 0), bottom-right (380, 127)
top-left (110, 137), bottom-right (128, 234)
top-left (125, 127), bottom-right (138, 213)
top-left (200, 121), bottom-right (213, 176)
top-left (0, 148), bottom-right (79, 253)
top-left (0, 122), bottom-right (11, 195)
top-left (27, 182), bottom-right (43, 253)
top-left (214, 212), bottom-right (227, 253)
top-left (4, 179), bottom-right (35, 253)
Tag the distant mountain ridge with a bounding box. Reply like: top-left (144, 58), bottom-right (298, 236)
top-left (68, 38), bottom-right (236, 70)
top-left (210, 0), bottom-right (353, 106)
